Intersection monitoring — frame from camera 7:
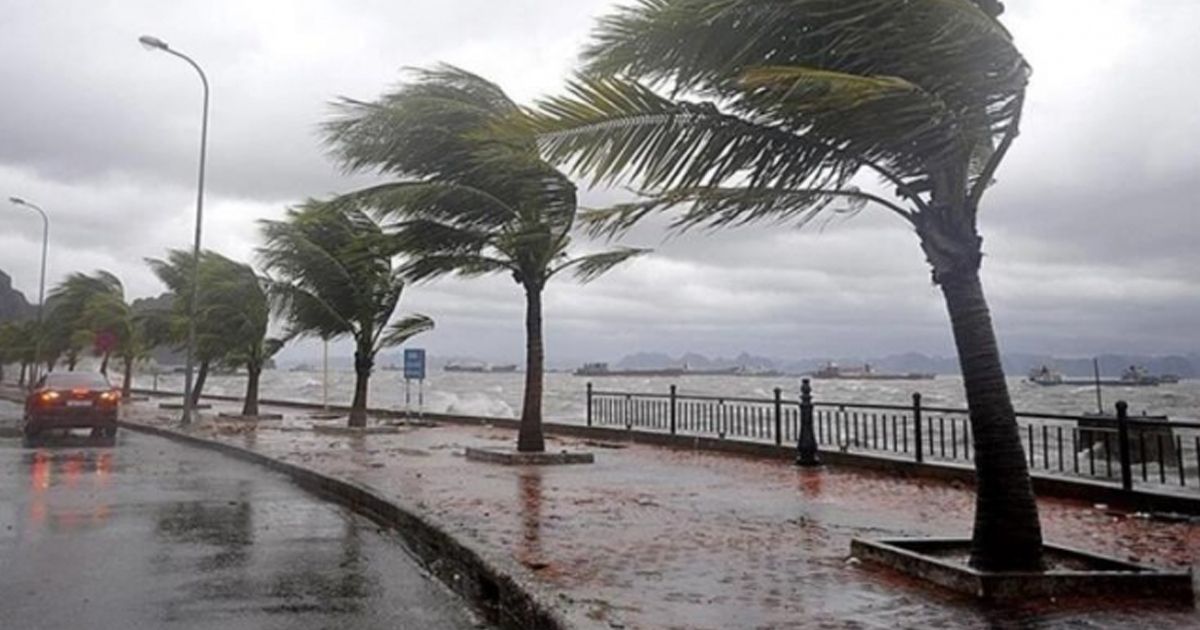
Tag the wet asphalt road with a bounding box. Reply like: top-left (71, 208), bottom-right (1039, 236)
top-left (0, 401), bottom-right (486, 630)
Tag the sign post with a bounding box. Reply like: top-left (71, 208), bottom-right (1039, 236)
top-left (403, 349), bottom-right (426, 419)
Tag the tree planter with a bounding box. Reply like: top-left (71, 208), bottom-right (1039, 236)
top-left (850, 537), bottom-right (1193, 604)
top-left (465, 447), bottom-right (594, 466)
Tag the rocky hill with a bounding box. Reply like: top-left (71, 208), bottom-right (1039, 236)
top-left (0, 270), bottom-right (33, 322)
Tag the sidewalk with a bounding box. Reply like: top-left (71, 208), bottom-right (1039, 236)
top-left (129, 398), bottom-right (1199, 629)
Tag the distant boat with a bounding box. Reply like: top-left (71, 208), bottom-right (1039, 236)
top-left (1028, 365), bottom-right (1064, 385)
top-left (573, 362), bottom-right (783, 378)
top-left (445, 362), bottom-right (519, 373)
top-left (809, 363), bottom-right (935, 381)
top-left (289, 364), bottom-right (315, 373)
top-left (1028, 364), bottom-right (1161, 387)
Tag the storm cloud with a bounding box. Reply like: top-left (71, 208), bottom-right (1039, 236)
top-left (1, 0), bottom-right (1196, 366)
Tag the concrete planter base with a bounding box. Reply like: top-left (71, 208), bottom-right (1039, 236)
top-left (158, 402), bottom-right (212, 410)
top-left (308, 412), bottom-right (343, 420)
top-left (312, 425), bottom-right (404, 435)
top-left (217, 412), bottom-right (284, 421)
top-left (850, 537), bottom-right (1194, 603)
top-left (465, 447), bottom-right (595, 466)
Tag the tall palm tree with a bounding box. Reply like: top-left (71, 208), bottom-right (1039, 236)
top-left (526, 0), bottom-right (1040, 570)
top-left (259, 201), bottom-right (433, 427)
top-left (322, 66), bottom-right (647, 453)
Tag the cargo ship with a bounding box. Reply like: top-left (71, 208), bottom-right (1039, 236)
top-left (573, 362), bottom-right (783, 378)
top-left (808, 363), bottom-right (935, 381)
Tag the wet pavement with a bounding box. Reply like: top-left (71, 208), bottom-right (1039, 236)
top-left (138, 397), bottom-right (1200, 630)
top-left (0, 400), bottom-right (487, 630)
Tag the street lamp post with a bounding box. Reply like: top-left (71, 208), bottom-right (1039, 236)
top-left (7, 197), bottom-right (49, 386)
top-left (139, 35), bottom-right (209, 425)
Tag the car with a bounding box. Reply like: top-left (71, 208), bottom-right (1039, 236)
top-left (24, 371), bottom-right (121, 441)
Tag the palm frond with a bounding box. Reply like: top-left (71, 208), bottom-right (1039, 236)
top-left (379, 314), bottom-right (435, 349)
top-left (581, 186), bottom-right (895, 237)
top-left (551, 247), bottom-right (651, 283)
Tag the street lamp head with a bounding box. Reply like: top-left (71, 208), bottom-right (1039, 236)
top-left (8, 196), bottom-right (27, 206)
top-left (138, 35), bottom-right (169, 51)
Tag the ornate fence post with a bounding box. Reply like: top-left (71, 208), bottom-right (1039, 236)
top-left (586, 382), bottom-right (593, 427)
top-left (774, 387), bottom-right (783, 446)
top-left (1116, 400), bottom-right (1133, 492)
top-left (913, 392), bottom-right (924, 463)
top-left (795, 379), bottom-right (820, 466)
top-left (669, 384), bottom-right (677, 436)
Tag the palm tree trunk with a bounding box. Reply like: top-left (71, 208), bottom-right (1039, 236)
top-left (349, 348), bottom-right (372, 428)
top-left (940, 269), bottom-right (1044, 571)
top-left (99, 351), bottom-right (110, 376)
top-left (19, 362), bottom-right (27, 387)
top-left (67, 352), bottom-right (78, 371)
top-left (242, 363), bottom-right (261, 417)
top-left (121, 355), bottom-right (134, 398)
top-left (190, 359), bottom-right (210, 407)
top-left (518, 284), bottom-right (546, 453)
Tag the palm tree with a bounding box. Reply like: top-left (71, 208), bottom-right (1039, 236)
top-left (0, 321), bottom-right (20, 383)
top-left (258, 201), bottom-right (433, 427)
top-left (146, 250), bottom-right (242, 406)
top-left (322, 66), bottom-right (647, 453)
top-left (47, 271), bottom-right (127, 375)
top-left (194, 253), bottom-right (286, 417)
top-left (526, 0), bottom-right (1040, 570)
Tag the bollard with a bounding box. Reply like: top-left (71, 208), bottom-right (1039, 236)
top-left (796, 379), bottom-right (820, 466)
top-left (586, 382), bottom-right (593, 427)
top-left (773, 387), bottom-right (783, 446)
top-left (669, 384), bottom-right (677, 436)
top-left (913, 392), bottom-right (924, 463)
top-left (1116, 400), bottom-right (1133, 492)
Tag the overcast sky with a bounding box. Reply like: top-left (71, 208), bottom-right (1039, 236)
top-left (1, 0), bottom-right (1197, 365)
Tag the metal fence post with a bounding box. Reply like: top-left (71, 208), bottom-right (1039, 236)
top-left (1116, 400), bottom-right (1133, 492)
top-left (586, 382), bottom-right (593, 427)
top-left (913, 392), bottom-right (924, 463)
top-left (796, 379), bottom-right (820, 466)
top-left (669, 384), bottom-right (677, 436)
top-left (773, 387), bottom-right (783, 446)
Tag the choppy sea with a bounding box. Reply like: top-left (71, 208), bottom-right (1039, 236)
top-left (135, 370), bottom-right (1200, 424)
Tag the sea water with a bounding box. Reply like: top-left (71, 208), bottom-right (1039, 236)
top-left (135, 370), bottom-right (1200, 424)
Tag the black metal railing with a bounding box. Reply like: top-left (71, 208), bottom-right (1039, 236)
top-left (586, 381), bottom-right (1200, 493)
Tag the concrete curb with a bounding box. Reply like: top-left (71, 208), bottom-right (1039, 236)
top-left (117, 418), bottom-right (570, 630)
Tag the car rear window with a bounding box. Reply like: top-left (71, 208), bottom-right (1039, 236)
top-left (44, 372), bottom-right (113, 389)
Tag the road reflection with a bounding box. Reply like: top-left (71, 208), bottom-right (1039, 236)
top-left (25, 447), bottom-right (115, 533)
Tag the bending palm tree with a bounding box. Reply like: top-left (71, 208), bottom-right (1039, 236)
top-left (259, 201), bottom-right (433, 427)
top-left (196, 254), bottom-right (286, 417)
top-left (323, 66), bottom-right (646, 452)
top-left (146, 251), bottom-right (242, 407)
top-left (527, 0), bottom-right (1040, 570)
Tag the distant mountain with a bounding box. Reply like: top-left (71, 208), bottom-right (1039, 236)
top-left (0, 270), bottom-right (34, 322)
top-left (602, 350), bottom-right (1198, 378)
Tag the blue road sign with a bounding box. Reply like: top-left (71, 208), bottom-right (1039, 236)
top-left (403, 348), bottom-right (426, 380)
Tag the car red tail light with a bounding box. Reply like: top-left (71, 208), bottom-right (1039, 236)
top-left (98, 391), bottom-right (120, 404)
top-left (38, 391), bottom-right (61, 404)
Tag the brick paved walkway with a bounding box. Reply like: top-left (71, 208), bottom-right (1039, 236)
top-left (132, 400), bottom-right (1198, 629)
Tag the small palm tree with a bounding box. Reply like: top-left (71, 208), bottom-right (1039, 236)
top-left (527, 0), bottom-right (1040, 569)
top-left (48, 271), bottom-right (127, 376)
top-left (259, 201), bottom-right (433, 427)
top-left (194, 253), bottom-right (286, 417)
top-left (322, 66), bottom-right (647, 452)
top-left (146, 250), bottom-right (243, 406)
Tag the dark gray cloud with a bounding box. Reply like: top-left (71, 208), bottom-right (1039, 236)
top-left (0, 0), bottom-right (1196, 366)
